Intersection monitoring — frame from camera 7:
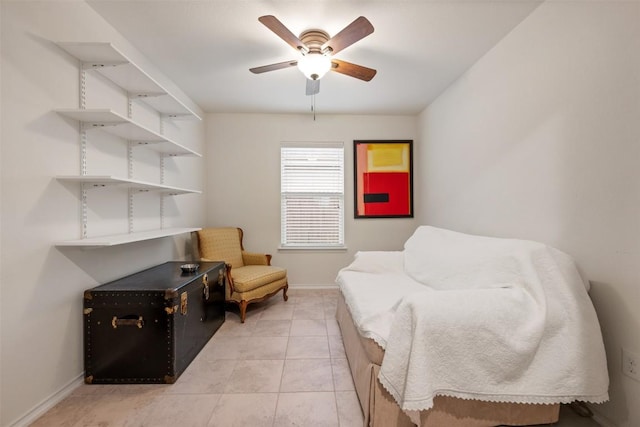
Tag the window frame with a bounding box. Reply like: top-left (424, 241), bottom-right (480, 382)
top-left (279, 142), bottom-right (346, 250)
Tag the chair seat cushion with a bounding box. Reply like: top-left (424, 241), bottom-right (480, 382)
top-left (231, 265), bottom-right (287, 293)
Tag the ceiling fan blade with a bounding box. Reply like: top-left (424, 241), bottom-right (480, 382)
top-left (258, 15), bottom-right (309, 54)
top-left (322, 16), bottom-right (374, 55)
top-left (331, 59), bottom-right (376, 81)
top-left (250, 60), bottom-right (298, 74)
top-left (306, 79), bottom-right (320, 96)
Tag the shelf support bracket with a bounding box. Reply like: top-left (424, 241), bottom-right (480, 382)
top-left (160, 155), bottom-right (166, 229)
top-left (79, 67), bottom-right (89, 240)
top-left (81, 183), bottom-right (88, 239)
top-left (162, 153), bottom-right (168, 230)
top-left (80, 68), bottom-right (87, 109)
top-left (128, 141), bottom-right (134, 234)
top-left (81, 61), bottom-right (128, 70)
top-left (127, 96), bottom-right (133, 119)
top-left (130, 92), bottom-right (165, 99)
top-left (80, 125), bottom-right (88, 176)
top-left (79, 68), bottom-right (88, 176)
top-left (128, 141), bottom-right (134, 179)
top-left (160, 194), bottom-right (166, 230)
top-left (161, 113), bottom-right (188, 121)
top-left (128, 188), bottom-right (134, 234)
top-left (160, 155), bottom-right (166, 185)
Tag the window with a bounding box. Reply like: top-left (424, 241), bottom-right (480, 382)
top-left (280, 142), bottom-right (345, 248)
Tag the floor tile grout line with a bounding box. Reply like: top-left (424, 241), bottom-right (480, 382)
top-left (333, 390), bottom-right (341, 426)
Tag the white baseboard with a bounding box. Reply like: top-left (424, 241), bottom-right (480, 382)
top-left (9, 373), bottom-right (84, 427)
top-left (288, 284), bottom-right (338, 290)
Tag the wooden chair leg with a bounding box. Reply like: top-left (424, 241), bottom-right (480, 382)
top-left (239, 300), bottom-right (248, 323)
top-left (282, 284), bottom-right (289, 301)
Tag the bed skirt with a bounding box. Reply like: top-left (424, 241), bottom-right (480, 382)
top-left (335, 293), bottom-right (560, 427)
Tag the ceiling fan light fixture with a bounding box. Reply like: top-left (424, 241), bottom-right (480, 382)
top-left (297, 53), bottom-right (332, 80)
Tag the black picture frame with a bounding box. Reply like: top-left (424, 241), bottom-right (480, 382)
top-left (354, 140), bottom-right (414, 218)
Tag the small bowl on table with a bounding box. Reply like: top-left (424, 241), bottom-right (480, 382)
top-left (180, 263), bottom-right (199, 274)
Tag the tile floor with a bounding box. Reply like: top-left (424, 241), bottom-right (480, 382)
top-left (31, 289), bottom-right (601, 427)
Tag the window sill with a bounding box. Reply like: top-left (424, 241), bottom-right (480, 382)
top-left (278, 246), bottom-right (348, 252)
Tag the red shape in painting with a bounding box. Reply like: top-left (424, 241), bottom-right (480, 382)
top-left (362, 172), bottom-right (410, 216)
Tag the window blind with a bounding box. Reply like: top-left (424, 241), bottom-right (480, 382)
top-left (281, 143), bottom-right (344, 248)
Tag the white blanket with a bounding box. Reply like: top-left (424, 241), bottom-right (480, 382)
top-left (336, 251), bottom-right (427, 347)
top-left (337, 226), bottom-right (609, 415)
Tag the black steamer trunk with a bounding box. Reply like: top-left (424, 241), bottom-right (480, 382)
top-left (83, 261), bottom-right (225, 384)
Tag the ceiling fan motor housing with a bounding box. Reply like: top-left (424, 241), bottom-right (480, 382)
top-left (300, 29), bottom-right (330, 54)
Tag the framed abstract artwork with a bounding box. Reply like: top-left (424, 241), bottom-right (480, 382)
top-left (354, 140), bottom-right (413, 218)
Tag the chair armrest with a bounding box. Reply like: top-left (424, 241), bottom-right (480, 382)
top-left (224, 263), bottom-right (235, 295)
top-left (242, 251), bottom-right (272, 266)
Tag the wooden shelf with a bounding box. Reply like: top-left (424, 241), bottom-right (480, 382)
top-left (57, 42), bottom-right (202, 120)
top-left (57, 175), bottom-right (201, 195)
top-left (55, 109), bottom-right (201, 157)
top-left (55, 227), bottom-right (202, 248)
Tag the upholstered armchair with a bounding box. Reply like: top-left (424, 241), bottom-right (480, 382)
top-left (192, 227), bottom-right (288, 323)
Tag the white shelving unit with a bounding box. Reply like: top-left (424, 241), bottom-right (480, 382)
top-left (55, 42), bottom-right (203, 247)
top-left (56, 42), bottom-right (202, 120)
top-left (55, 109), bottom-right (201, 157)
top-left (56, 176), bottom-right (202, 195)
top-left (55, 228), bottom-right (202, 248)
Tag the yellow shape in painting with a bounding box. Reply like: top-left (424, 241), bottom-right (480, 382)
top-left (368, 144), bottom-right (409, 172)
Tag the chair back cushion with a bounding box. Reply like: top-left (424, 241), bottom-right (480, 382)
top-left (197, 228), bottom-right (244, 268)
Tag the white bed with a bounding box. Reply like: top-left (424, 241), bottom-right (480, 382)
top-left (336, 226), bottom-right (609, 426)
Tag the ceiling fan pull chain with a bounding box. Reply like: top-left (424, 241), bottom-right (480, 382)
top-left (312, 94), bottom-right (317, 121)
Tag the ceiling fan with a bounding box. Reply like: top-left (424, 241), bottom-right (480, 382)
top-left (250, 15), bottom-right (376, 95)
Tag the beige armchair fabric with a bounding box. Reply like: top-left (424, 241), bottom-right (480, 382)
top-left (192, 227), bottom-right (288, 323)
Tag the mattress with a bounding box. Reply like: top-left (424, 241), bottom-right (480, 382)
top-left (336, 292), bottom-right (560, 427)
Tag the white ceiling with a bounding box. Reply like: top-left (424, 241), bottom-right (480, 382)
top-left (87, 0), bottom-right (542, 115)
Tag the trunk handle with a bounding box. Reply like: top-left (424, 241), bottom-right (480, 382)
top-left (111, 315), bottom-right (144, 329)
top-left (203, 273), bottom-right (210, 300)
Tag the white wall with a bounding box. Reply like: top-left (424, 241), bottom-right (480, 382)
top-left (0, 2), bottom-right (4, 421)
top-left (206, 113), bottom-right (419, 285)
top-left (0, 3), bottom-right (205, 426)
top-left (418, 1), bottom-right (640, 426)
